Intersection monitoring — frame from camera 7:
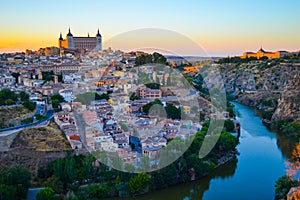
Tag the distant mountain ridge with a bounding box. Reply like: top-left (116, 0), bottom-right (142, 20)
top-left (165, 55), bottom-right (222, 61)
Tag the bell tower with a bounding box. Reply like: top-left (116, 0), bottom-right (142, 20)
top-left (67, 28), bottom-right (74, 50)
top-left (58, 32), bottom-right (63, 48)
top-left (96, 28), bottom-right (102, 51)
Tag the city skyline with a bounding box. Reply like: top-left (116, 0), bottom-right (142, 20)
top-left (0, 0), bottom-right (299, 56)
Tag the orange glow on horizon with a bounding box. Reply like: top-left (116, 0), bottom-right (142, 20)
top-left (0, 29), bottom-right (299, 56)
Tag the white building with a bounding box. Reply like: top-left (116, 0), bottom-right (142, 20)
top-left (59, 89), bottom-right (74, 102)
top-left (63, 74), bottom-right (82, 83)
top-left (95, 134), bottom-right (118, 152)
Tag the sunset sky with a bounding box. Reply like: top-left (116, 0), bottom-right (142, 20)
top-left (0, 0), bottom-right (299, 56)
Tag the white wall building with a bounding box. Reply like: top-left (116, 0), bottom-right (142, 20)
top-left (59, 89), bottom-right (74, 102)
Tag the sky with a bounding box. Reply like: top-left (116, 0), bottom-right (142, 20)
top-left (0, 0), bottom-right (299, 56)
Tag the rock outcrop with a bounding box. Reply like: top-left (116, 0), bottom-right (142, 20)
top-left (272, 75), bottom-right (300, 121)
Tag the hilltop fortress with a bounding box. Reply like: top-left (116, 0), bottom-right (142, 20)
top-left (58, 28), bottom-right (102, 51)
top-left (240, 47), bottom-right (290, 59)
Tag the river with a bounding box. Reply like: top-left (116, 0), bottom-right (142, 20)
top-left (111, 102), bottom-right (297, 200)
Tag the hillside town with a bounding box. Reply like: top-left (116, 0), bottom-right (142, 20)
top-left (1, 42), bottom-right (300, 199)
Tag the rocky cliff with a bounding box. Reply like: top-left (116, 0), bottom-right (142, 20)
top-left (219, 59), bottom-right (300, 130)
top-left (272, 75), bottom-right (300, 122)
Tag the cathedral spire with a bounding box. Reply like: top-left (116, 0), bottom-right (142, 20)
top-left (67, 27), bottom-right (73, 37)
top-left (96, 28), bottom-right (101, 37)
top-left (59, 32), bottom-right (63, 40)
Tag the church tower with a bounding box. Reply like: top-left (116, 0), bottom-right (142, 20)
top-left (67, 28), bottom-right (74, 50)
top-left (96, 29), bottom-right (102, 51)
top-left (58, 33), bottom-right (63, 48)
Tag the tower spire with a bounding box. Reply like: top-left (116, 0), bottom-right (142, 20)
top-left (67, 27), bottom-right (73, 37)
top-left (96, 28), bottom-right (101, 37)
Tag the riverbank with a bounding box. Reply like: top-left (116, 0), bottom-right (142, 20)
top-left (108, 102), bottom-right (291, 200)
top-left (27, 122), bottom-right (239, 200)
top-left (214, 150), bottom-right (238, 168)
top-left (86, 150), bottom-right (239, 200)
top-left (219, 58), bottom-right (300, 137)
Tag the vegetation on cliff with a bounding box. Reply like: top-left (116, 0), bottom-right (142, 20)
top-left (34, 121), bottom-right (238, 199)
top-left (0, 167), bottom-right (31, 200)
top-left (218, 56), bottom-right (300, 135)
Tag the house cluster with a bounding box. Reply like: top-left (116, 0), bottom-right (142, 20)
top-left (83, 99), bottom-right (139, 166)
top-left (0, 46), bottom-right (135, 98)
top-left (0, 47), bottom-right (207, 169)
top-left (54, 110), bottom-right (83, 150)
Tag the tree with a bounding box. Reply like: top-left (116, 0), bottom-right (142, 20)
top-left (224, 119), bottom-right (235, 132)
top-left (86, 184), bottom-right (107, 199)
top-left (23, 101), bottom-right (36, 111)
top-left (186, 154), bottom-right (211, 178)
top-left (80, 156), bottom-right (96, 180)
top-left (36, 188), bottom-right (58, 200)
top-left (97, 93), bottom-right (109, 101)
top-left (42, 71), bottom-right (55, 82)
top-left (227, 105), bottom-right (236, 118)
top-left (51, 99), bottom-right (60, 111)
top-left (165, 104), bottom-right (181, 119)
top-left (4, 99), bottom-right (14, 105)
top-left (0, 184), bottom-right (17, 200)
top-left (142, 99), bottom-right (163, 114)
top-left (51, 94), bottom-right (65, 103)
top-left (21, 117), bottom-right (33, 124)
top-left (129, 93), bottom-right (140, 101)
top-left (63, 158), bottom-right (77, 184)
top-left (151, 171), bottom-right (167, 189)
top-left (51, 93), bottom-right (66, 110)
top-left (19, 91), bottom-right (29, 102)
top-left (35, 114), bottom-right (48, 121)
top-left (75, 92), bottom-right (109, 105)
top-left (159, 163), bottom-right (179, 186)
top-left (0, 167), bottom-right (31, 199)
top-left (152, 52), bottom-right (167, 64)
top-left (275, 175), bottom-right (297, 199)
top-left (129, 173), bottom-right (151, 195)
top-left (44, 176), bottom-right (63, 194)
top-left (216, 132), bottom-right (238, 152)
top-left (6, 167), bottom-right (31, 189)
top-left (135, 52), bottom-right (167, 66)
top-left (145, 82), bottom-right (160, 89)
top-left (0, 89), bottom-right (18, 105)
top-left (52, 159), bottom-right (64, 182)
top-left (63, 191), bottom-right (79, 200)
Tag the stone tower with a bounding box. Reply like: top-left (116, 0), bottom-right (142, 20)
top-left (96, 29), bottom-right (102, 51)
top-left (67, 28), bottom-right (74, 50)
top-left (58, 32), bottom-right (63, 48)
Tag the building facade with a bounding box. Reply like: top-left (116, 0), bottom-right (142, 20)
top-left (240, 47), bottom-right (289, 59)
top-left (59, 28), bottom-right (102, 51)
top-left (41, 63), bottom-right (81, 74)
top-left (137, 85), bottom-right (162, 99)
